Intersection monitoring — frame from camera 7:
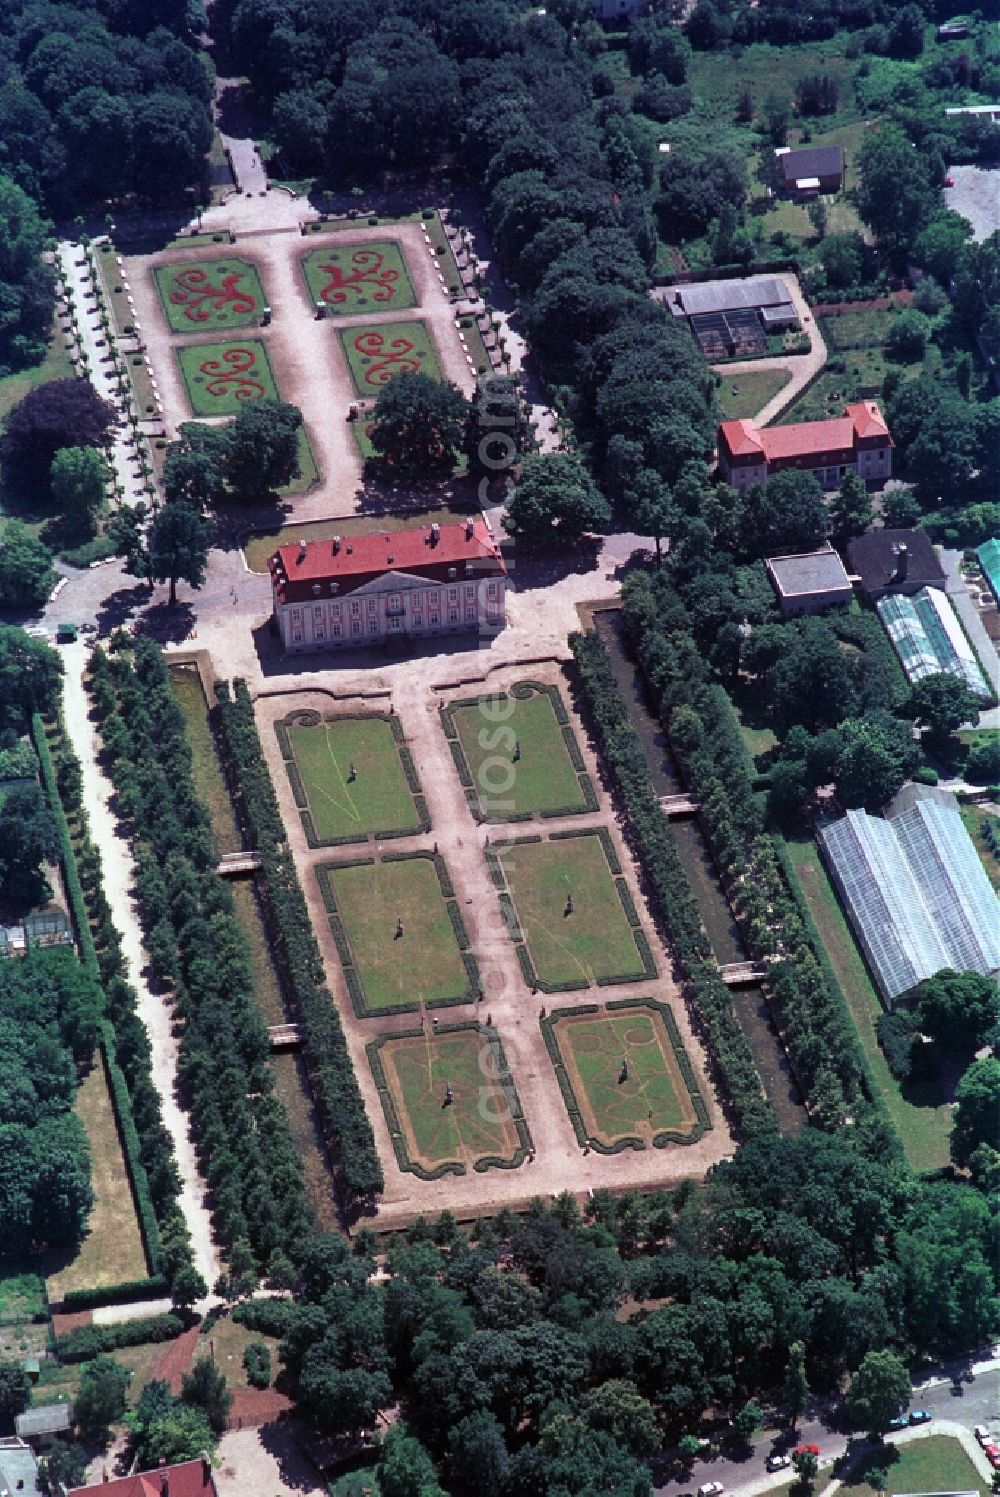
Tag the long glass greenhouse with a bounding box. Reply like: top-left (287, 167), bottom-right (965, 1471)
top-left (978, 538), bottom-right (1000, 606)
top-left (818, 786), bottom-right (1000, 1004)
top-left (877, 586), bottom-right (992, 700)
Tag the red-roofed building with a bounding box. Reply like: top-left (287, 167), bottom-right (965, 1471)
top-left (718, 402), bottom-right (892, 493)
top-left (67, 1455), bottom-right (217, 1497)
top-left (268, 516), bottom-right (508, 653)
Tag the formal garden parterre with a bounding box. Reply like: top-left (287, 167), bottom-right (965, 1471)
top-left (318, 851), bottom-right (480, 1017)
top-left (302, 242), bottom-right (417, 315)
top-left (337, 320), bottom-right (441, 395)
top-left (443, 681), bottom-right (598, 822)
top-left (367, 1023), bottom-right (531, 1179)
top-left (542, 999), bottom-right (710, 1154)
top-left (488, 828), bottom-right (657, 992)
top-left (276, 711), bottom-right (428, 846)
top-left (153, 257), bottom-right (268, 334)
top-left (175, 337), bottom-right (279, 416)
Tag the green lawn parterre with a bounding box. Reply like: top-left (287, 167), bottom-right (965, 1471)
top-left (337, 319), bottom-right (441, 395)
top-left (321, 855), bottom-right (473, 1014)
top-left (154, 257), bottom-right (267, 333)
top-left (445, 682), bottom-right (596, 821)
top-left (278, 714), bottom-right (425, 845)
top-left (839, 1437), bottom-right (988, 1497)
top-left (495, 831), bottom-right (656, 991)
top-left (175, 338), bottom-right (279, 416)
top-left (553, 1003), bottom-right (702, 1147)
top-left (302, 241), bottom-right (416, 315)
top-left (370, 1025), bottom-right (527, 1175)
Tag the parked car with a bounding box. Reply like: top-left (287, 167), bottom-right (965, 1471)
top-left (793, 1445), bottom-right (820, 1457)
top-left (766, 1455), bottom-right (792, 1472)
top-left (888, 1416), bottom-right (909, 1431)
top-left (975, 1428), bottom-right (992, 1447)
top-left (699, 1482), bottom-right (725, 1496)
top-left (909, 1411), bottom-right (932, 1426)
top-left (984, 1446), bottom-right (1000, 1469)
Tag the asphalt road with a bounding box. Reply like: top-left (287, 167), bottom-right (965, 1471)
top-left (652, 1350), bottom-right (1000, 1497)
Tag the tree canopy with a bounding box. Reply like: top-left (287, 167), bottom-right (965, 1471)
top-left (503, 453), bottom-right (611, 543)
top-left (368, 372), bottom-right (468, 482)
top-left (0, 379), bottom-right (117, 494)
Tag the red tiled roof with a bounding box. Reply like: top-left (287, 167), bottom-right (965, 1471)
top-left (67, 1457), bottom-right (214, 1497)
top-left (269, 518), bottom-right (506, 605)
top-left (719, 403), bottom-right (892, 465)
top-left (718, 420), bottom-right (765, 458)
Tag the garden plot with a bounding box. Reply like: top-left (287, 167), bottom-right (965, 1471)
top-left (276, 713), bottom-right (426, 846)
top-left (154, 258), bottom-right (267, 334)
top-left (302, 242), bottom-right (416, 315)
top-left (337, 320), bottom-right (441, 396)
top-left (175, 338), bottom-right (279, 416)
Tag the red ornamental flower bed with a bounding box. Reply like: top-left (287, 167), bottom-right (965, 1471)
top-left (170, 267), bottom-right (257, 323)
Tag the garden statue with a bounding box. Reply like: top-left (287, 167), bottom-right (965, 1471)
top-left (564, 892), bottom-right (574, 917)
top-left (395, 917), bottom-right (404, 939)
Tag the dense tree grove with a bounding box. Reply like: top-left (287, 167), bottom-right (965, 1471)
top-left (0, 949), bottom-right (101, 1257)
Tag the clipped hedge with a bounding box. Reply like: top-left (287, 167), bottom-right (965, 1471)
top-left (57, 1312), bottom-right (186, 1362)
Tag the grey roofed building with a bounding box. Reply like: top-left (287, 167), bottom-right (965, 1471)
top-left (766, 544), bottom-right (854, 617)
top-left (15, 1403), bottom-right (72, 1439)
top-left (847, 528), bottom-right (947, 599)
top-left (661, 276), bottom-right (794, 319)
top-left (818, 786), bottom-right (1000, 1005)
top-left (777, 144), bottom-right (845, 188)
top-left (0, 1436), bottom-right (42, 1497)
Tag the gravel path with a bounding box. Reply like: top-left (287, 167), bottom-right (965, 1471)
top-left (60, 640), bottom-right (221, 1293)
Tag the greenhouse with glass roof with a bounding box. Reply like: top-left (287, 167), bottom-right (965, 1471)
top-left (877, 585), bottom-right (992, 700)
top-left (978, 538), bottom-right (1000, 606)
top-left (818, 785), bottom-right (1000, 1005)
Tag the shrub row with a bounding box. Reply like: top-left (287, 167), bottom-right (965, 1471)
top-left (233, 1296), bottom-right (295, 1337)
top-left (89, 642), bottom-right (315, 1273)
top-left (569, 632), bottom-right (776, 1141)
top-left (57, 1312), bottom-right (187, 1362)
top-left (214, 679), bottom-right (383, 1206)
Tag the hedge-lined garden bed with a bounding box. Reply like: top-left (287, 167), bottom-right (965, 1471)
top-left (441, 680), bottom-right (597, 822)
top-left (214, 680), bottom-right (384, 1208)
top-left (367, 1023), bottom-right (531, 1178)
top-left (317, 850), bottom-right (480, 1017)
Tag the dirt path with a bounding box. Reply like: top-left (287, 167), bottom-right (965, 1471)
top-left (251, 656), bottom-right (733, 1228)
top-left (709, 272), bottom-right (827, 427)
top-left (60, 642), bottom-right (221, 1293)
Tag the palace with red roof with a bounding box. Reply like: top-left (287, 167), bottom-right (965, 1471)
top-left (268, 516), bottom-right (508, 653)
top-left (67, 1455), bottom-right (217, 1497)
top-left (718, 402), bottom-right (892, 493)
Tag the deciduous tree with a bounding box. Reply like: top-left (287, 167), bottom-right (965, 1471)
top-left (846, 1350), bottom-right (911, 1436)
top-left (147, 500), bottom-right (211, 605)
top-left (368, 373), bottom-right (467, 481)
top-left (503, 453), bottom-right (611, 542)
top-left (0, 520), bottom-right (54, 607)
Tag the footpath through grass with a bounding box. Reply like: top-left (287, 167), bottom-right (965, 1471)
top-left (783, 831), bottom-right (951, 1171)
top-left (840, 1436), bottom-right (988, 1497)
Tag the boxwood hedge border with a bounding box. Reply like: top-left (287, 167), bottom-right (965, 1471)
top-left (542, 997), bottom-right (711, 1153)
top-left (440, 680), bottom-right (597, 823)
top-left (487, 830), bottom-right (657, 993)
top-left (276, 708), bottom-right (430, 847)
top-left (318, 850), bottom-right (480, 1018)
top-left (367, 1022), bottom-right (532, 1178)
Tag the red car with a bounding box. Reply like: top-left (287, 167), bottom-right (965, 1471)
top-left (983, 1446), bottom-right (1000, 1469)
top-left (944, 176), bottom-right (955, 186)
top-left (794, 1446), bottom-right (820, 1458)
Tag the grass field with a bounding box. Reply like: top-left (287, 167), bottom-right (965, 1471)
top-left (154, 257), bottom-right (267, 333)
top-left (555, 1006), bottom-right (697, 1145)
top-left (285, 717), bottom-right (422, 843)
top-left (242, 504), bottom-right (474, 573)
top-left (716, 368), bottom-right (792, 421)
top-left (0, 1270), bottom-right (48, 1362)
top-left (500, 835), bottom-right (653, 989)
top-left (302, 241), bottom-right (416, 315)
top-left (840, 1437), bottom-right (988, 1497)
top-left (46, 1058), bottom-right (149, 1303)
top-left (378, 1028), bottom-right (522, 1169)
top-left (175, 337), bottom-right (279, 416)
top-left (450, 687), bottom-right (590, 819)
top-left (195, 1311), bottom-right (282, 1390)
top-left (170, 666), bottom-right (240, 855)
top-left (326, 857), bottom-right (470, 1011)
top-left (338, 320), bottom-right (441, 395)
top-left (783, 831), bottom-right (952, 1171)
top-left (961, 807), bottom-right (1000, 893)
